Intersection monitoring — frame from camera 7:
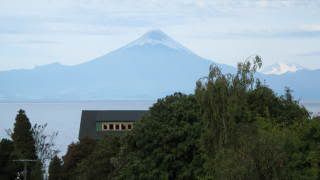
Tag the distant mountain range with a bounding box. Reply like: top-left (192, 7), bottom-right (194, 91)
top-left (0, 30), bottom-right (319, 101)
top-left (263, 69), bottom-right (320, 101)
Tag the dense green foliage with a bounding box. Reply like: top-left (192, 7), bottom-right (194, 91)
top-left (49, 57), bottom-right (320, 179)
top-left (76, 135), bottom-right (121, 179)
top-left (0, 139), bottom-right (15, 179)
top-left (116, 93), bottom-right (203, 179)
top-left (194, 58), bottom-right (314, 179)
top-left (61, 138), bottom-right (96, 179)
top-left (48, 155), bottom-right (63, 180)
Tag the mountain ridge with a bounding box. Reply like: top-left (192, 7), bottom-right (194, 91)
top-left (0, 30), bottom-right (318, 101)
top-left (0, 30), bottom-right (235, 101)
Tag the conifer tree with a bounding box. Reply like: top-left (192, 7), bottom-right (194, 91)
top-left (11, 109), bottom-right (42, 179)
top-left (12, 109), bottom-right (37, 159)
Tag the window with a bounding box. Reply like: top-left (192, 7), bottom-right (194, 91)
top-left (96, 122), bottom-right (102, 131)
top-left (98, 122), bottom-right (134, 131)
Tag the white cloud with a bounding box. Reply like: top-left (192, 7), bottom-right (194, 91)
top-left (302, 24), bottom-right (320, 31)
top-left (196, 0), bottom-right (205, 8)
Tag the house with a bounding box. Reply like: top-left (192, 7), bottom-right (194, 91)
top-left (79, 110), bottom-right (148, 140)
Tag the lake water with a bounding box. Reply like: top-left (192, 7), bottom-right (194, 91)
top-left (0, 101), bottom-right (319, 154)
top-left (0, 101), bottom-right (154, 154)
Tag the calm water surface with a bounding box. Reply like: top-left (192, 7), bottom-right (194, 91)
top-left (0, 101), bottom-right (319, 154)
top-left (0, 101), bottom-right (154, 154)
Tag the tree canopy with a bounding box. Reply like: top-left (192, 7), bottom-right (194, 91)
top-left (48, 57), bottom-right (320, 179)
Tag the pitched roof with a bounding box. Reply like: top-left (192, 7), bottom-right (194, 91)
top-left (79, 110), bottom-right (148, 140)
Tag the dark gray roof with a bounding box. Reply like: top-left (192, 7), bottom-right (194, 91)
top-left (79, 110), bottom-right (148, 140)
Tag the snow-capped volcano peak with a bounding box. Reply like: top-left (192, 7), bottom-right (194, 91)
top-left (261, 62), bottom-right (305, 75)
top-left (140, 29), bottom-right (170, 41)
top-left (124, 29), bottom-right (191, 53)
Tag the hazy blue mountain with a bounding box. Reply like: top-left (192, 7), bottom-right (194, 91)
top-left (0, 30), bottom-right (235, 101)
top-left (262, 69), bottom-right (320, 101)
top-left (0, 30), bottom-right (318, 101)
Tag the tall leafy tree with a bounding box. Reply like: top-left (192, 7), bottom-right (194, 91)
top-left (76, 135), bottom-right (121, 180)
top-left (116, 93), bottom-right (203, 179)
top-left (195, 56), bottom-right (299, 179)
top-left (61, 138), bottom-right (96, 179)
top-left (49, 155), bottom-right (63, 180)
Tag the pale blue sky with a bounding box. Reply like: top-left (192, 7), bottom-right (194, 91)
top-left (0, 0), bottom-right (319, 70)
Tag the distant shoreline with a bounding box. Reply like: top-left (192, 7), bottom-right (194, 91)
top-left (0, 100), bottom-right (318, 104)
top-left (0, 100), bottom-right (156, 104)
top-left (301, 101), bottom-right (320, 104)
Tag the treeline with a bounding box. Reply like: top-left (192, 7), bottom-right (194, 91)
top-left (2, 57), bottom-right (320, 179)
top-left (49, 57), bottom-right (320, 179)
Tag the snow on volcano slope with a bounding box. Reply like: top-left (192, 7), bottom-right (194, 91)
top-left (261, 62), bottom-right (305, 75)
